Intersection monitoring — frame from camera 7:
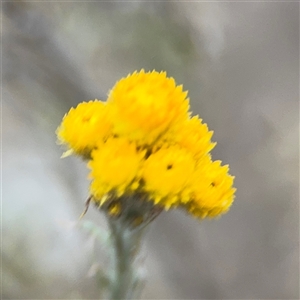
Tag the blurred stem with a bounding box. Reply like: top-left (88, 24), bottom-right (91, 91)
top-left (107, 217), bottom-right (144, 300)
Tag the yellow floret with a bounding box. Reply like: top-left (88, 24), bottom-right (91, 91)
top-left (175, 116), bottom-right (216, 160)
top-left (56, 100), bottom-right (112, 156)
top-left (187, 156), bottom-right (236, 218)
top-left (153, 116), bottom-right (215, 162)
top-left (108, 70), bottom-right (190, 145)
top-left (89, 138), bottom-right (145, 202)
top-left (142, 146), bottom-right (196, 208)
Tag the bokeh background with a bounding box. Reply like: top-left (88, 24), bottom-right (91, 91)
top-left (2, 1), bottom-right (299, 299)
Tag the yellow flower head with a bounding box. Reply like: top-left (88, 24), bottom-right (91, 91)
top-left (188, 157), bottom-right (236, 218)
top-left (56, 69), bottom-right (236, 221)
top-left (108, 70), bottom-right (190, 145)
top-left (175, 116), bottom-right (216, 160)
top-left (89, 138), bottom-right (145, 202)
top-left (142, 146), bottom-right (195, 208)
top-left (56, 100), bottom-right (111, 156)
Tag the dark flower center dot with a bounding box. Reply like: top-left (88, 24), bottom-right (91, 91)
top-left (167, 164), bottom-right (173, 170)
top-left (82, 116), bottom-right (91, 122)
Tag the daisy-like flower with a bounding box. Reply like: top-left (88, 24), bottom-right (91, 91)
top-left (56, 100), bottom-right (111, 157)
top-left (174, 116), bottom-right (216, 160)
top-left (89, 138), bottom-right (145, 200)
top-left (187, 156), bottom-right (236, 218)
top-left (57, 69), bottom-right (235, 221)
top-left (107, 70), bottom-right (190, 145)
top-left (142, 146), bottom-right (195, 209)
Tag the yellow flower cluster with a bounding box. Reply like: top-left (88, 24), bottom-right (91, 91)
top-left (57, 70), bottom-right (235, 219)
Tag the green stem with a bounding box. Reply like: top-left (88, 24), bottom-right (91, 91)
top-left (108, 217), bottom-right (144, 300)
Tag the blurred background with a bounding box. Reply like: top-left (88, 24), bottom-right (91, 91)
top-left (2, 1), bottom-right (299, 299)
